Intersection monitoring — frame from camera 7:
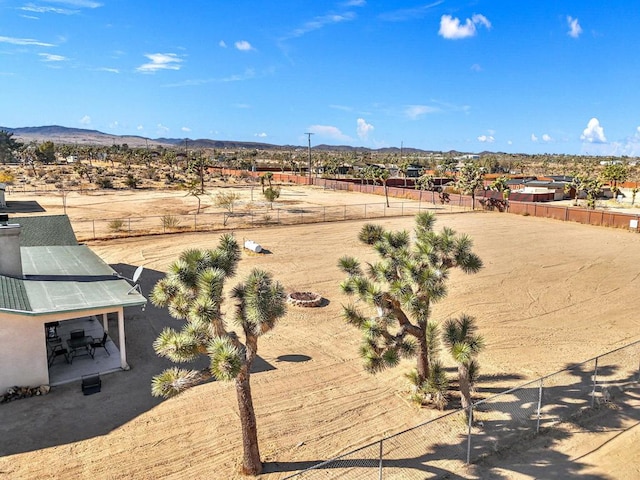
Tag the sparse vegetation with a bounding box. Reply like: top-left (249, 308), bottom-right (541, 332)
top-left (161, 214), bottom-right (180, 230)
top-left (108, 218), bottom-right (125, 232)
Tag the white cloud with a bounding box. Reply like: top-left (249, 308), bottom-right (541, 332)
top-left (137, 125), bottom-right (144, 131)
top-left (477, 135), bottom-right (495, 143)
top-left (542, 134), bottom-right (552, 142)
top-left (404, 105), bottom-right (439, 119)
top-left (219, 40), bottom-right (227, 48)
top-left (531, 134), bottom-right (538, 142)
top-left (181, 127), bottom-right (191, 133)
top-left (567, 16), bottom-right (582, 38)
top-left (581, 118), bottom-right (607, 143)
top-left (20, 5), bottom-right (76, 15)
top-left (343, 0), bottom-right (366, 6)
top-left (48, 0), bottom-right (102, 7)
top-left (255, 132), bottom-right (267, 138)
top-left (379, 2), bottom-right (444, 22)
top-left (79, 115), bottom-right (91, 125)
top-left (470, 63), bottom-right (482, 72)
top-left (156, 124), bottom-right (170, 134)
top-left (39, 53), bottom-right (66, 62)
top-left (97, 67), bottom-right (119, 73)
top-left (0, 35), bottom-right (54, 46)
top-left (356, 118), bottom-right (374, 139)
top-left (309, 125), bottom-right (352, 142)
top-left (136, 53), bottom-right (182, 73)
top-left (235, 40), bottom-right (254, 51)
top-left (439, 13), bottom-right (491, 40)
top-left (284, 12), bottom-right (356, 40)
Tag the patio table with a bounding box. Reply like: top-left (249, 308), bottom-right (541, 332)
top-left (66, 336), bottom-right (94, 362)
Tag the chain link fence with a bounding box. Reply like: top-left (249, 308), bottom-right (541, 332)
top-left (282, 340), bottom-right (640, 479)
top-left (66, 200), bottom-right (466, 241)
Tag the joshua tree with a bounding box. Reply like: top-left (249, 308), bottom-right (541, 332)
top-left (263, 186), bottom-right (280, 208)
top-left (150, 237), bottom-right (287, 475)
top-left (442, 314), bottom-right (484, 412)
top-left (601, 163), bottom-right (628, 201)
top-left (456, 161), bottom-right (485, 209)
top-left (338, 212), bottom-right (482, 403)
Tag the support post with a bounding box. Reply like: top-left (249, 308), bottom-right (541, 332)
top-left (378, 439), bottom-right (384, 480)
top-left (591, 357), bottom-right (599, 408)
top-left (536, 378), bottom-right (543, 433)
top-left (117, 307), bottom-right (129, 370)
top-left (466, 405), bottom-right (473, 464)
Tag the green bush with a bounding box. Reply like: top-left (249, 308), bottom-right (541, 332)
top-left (108, 218), bottom-right (125, 232)
top-left (161, 214), bottom-right (180, 230)
top-left (95, 177), bottom-right (114, 189)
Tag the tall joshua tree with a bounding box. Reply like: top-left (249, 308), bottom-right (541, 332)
top-left (150, 235), bottom-right (287, 475)
top-left (443, 314), bottom-right (485, 412)
top-left (338, 212), bottom-right (482, 393)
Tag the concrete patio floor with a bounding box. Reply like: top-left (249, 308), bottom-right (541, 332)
top-left (47, 317), bottom-right (122, 386)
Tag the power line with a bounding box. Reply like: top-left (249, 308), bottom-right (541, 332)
top-left (304, 132), bottom-right (314, 180)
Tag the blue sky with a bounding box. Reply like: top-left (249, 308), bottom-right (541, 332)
top-left (1, 1), bottom-right (640, 156)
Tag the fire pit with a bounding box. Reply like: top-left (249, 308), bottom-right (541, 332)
top-left (287, 291), bottom-right (323, 307)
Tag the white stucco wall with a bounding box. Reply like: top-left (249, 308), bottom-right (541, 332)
top-left (0, 314), bottom-right (49, 391)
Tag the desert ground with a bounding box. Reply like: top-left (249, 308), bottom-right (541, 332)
top-left (0, 184), bottom-right (639, 479)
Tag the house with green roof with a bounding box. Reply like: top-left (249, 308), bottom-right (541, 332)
top-left (0, 214), bottom-right (146, 391)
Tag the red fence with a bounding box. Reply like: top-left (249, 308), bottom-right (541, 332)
top-left (215, 169), bottom-right (640, 231)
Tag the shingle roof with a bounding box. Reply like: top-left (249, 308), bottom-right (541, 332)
top-left (10, 215), bottom-right (78, 246)
top-left (0, 276), bottom-right (31, 311)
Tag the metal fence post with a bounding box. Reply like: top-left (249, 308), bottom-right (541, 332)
top-left (92, 220), bottom-right (95, 239)
top-left (466, 405), bottom-right (473, 464)
top-left (591, 357), bottom-right (599, 408)
top-left (344, 205), bottom-right (347, 220)
top-left (536, 378), bottom-right (543, 433)
top-left (378, 439), bottom-right (384, 480)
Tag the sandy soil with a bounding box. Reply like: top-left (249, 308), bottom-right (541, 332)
top-left (1, 185), bottom-right (639, 479)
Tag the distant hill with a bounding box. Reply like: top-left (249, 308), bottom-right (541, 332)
top-left (0, 125), bottom-right (459, 155)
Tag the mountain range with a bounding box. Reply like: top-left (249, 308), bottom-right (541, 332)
top-left (1, 125), bottom-right (453, 155)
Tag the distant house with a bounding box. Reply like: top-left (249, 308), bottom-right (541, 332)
top-left (0, 214), bottom-right (146, 391)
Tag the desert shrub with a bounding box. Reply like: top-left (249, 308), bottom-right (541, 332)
top-left (161, 214), bottom-right (180, 230)
top-left (124, 174), bottom-right (138, 189)
top-left (95, 177), bottom-right (114, 189)
top-left (108, 218), bottom-right (125, 232)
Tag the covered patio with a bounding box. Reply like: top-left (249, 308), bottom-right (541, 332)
top-left (0, 215), bottom-right (147, 391)
top-left (47, 316), bottom-right (124, 385)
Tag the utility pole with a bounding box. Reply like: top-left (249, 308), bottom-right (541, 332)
top-left (304, 132), bottom-right (314, 181)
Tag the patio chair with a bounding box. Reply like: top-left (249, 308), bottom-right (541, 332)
top-left (48, 344), bottom-right (69, 366)
top-left (70, 329), bottom-right (85, 339)
top-left (90, 332), bottom-right (110, 356)
top-left (81, 373), bottom-right (101, 395)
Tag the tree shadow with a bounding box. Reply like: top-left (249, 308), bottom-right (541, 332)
top-left (264, 360), bottom-right (638, 479)
top-left (276, 354), bottom-right (311, 363)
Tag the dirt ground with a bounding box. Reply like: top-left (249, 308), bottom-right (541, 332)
top-left (1, 185), bottom-right (639, 479)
